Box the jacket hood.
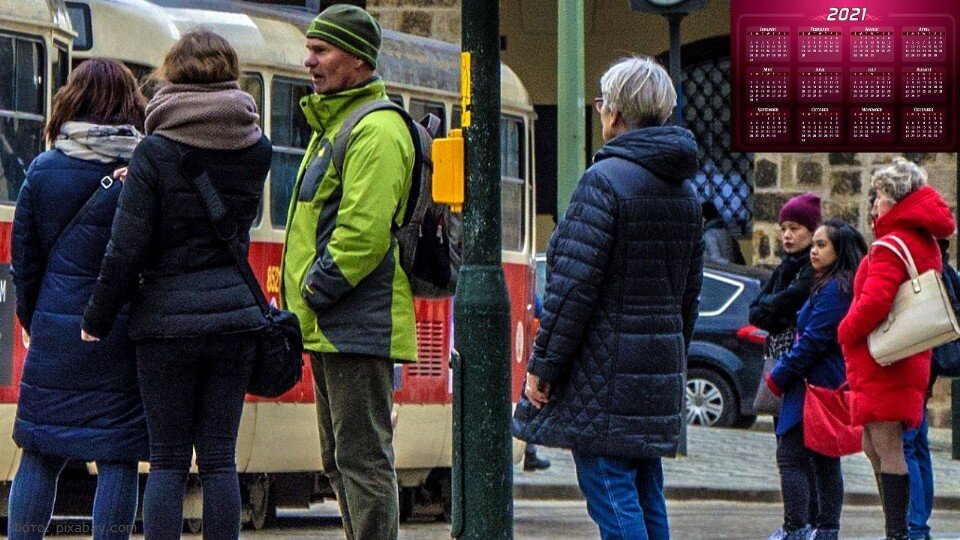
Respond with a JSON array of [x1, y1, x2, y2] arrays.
[[874, 185, 955, 239], [593, 126, 699, 184]]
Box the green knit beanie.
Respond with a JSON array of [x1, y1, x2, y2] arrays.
[[306, 5, 382, 69]]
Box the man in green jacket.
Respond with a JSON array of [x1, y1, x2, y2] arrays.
[[281, 5, 416, 539]]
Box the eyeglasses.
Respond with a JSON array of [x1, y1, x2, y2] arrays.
[[593, 97, 605, 113]]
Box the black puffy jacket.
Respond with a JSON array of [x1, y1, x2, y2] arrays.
[[513, 126, 703, 459], [83, 134, 271, 339], [748, 247, 814, 334]]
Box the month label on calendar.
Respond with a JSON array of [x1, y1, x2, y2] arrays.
[[732, 0, 958, 151], [799, 107, 843, 142], [746, 107, 791, 143], [850, 67, 895, 102], [902, 106, 947, 142], [902, 67, 946, 102], [850, 106, 895, 143], [747, 68, 791, 103], [902, 27, 947, 62], [799, 68, 843, 102], [747, 27, 791, 62], [851, 27, 895, 62], [799, 27, 843, 62]]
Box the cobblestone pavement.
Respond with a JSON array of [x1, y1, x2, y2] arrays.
[[516, 422, 960, 508], [41, 501, 960, 539]]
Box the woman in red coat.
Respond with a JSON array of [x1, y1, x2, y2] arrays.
[[838, 157, 955, 540]]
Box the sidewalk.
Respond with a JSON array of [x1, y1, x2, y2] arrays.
[[515, 421, 960, 509]]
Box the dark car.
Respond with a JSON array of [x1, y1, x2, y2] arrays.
[[535, 255, 769, 428], [686, 262, 771, 428]]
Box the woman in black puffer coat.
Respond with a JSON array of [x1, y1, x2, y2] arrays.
[[81, 30, 271, 540], [10, 59, 148, 540], [513, 56, 702, 540], [750, 193, 822, 540]]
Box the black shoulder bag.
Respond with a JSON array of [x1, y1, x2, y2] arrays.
[[182, 157, 304, 398]]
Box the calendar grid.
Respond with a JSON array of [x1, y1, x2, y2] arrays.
[[732, 1, 958, 151]]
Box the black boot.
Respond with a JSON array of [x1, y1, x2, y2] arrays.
[[523, 448, 550, 471], [879, 473, 910, 540]]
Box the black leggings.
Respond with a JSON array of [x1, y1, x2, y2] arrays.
[[776, 424, 844, 531]]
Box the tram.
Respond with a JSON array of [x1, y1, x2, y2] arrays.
[[0, 0, 537, 527]]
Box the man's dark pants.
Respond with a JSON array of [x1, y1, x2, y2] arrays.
[[311, 352, 398, 540]]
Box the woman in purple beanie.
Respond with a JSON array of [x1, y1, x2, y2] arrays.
[[750, 193, 823, 539]]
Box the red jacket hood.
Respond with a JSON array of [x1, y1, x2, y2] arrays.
[[874, 185, 955, 239]]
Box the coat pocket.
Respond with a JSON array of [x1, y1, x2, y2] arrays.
[[298, 140, 333, 202]]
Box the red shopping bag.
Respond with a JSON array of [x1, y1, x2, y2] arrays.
[[803, 382, 863, 457]]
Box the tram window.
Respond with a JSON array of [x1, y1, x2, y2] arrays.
[[409, 99, 445, 133], [500, 116, 526, 252], [0, 35, 45, 204], [269, 78, 313, 228], [66, 2, 93, 51], [53, 46, 70, 96], [240, 73, 264, 128], [388, 93, 403, 107]]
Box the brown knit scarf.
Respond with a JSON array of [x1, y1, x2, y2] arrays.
[[144, 81, 262, 150]]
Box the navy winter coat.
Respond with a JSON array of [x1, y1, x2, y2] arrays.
[[766, 278, 850, 436], [11, 149, 148, 462], [513, 126, 703, 459]]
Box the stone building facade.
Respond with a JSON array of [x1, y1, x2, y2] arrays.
[[366, 0, 461, 43], [751, 152, 959, 426]]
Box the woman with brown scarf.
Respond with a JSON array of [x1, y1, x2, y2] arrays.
[[82, 30, 272, 540]]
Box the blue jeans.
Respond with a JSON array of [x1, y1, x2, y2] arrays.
[[904, 411, 933, 540], [8, 451, 139, 540], [136, 334, 255, 540], [572, 451, 669, 540]]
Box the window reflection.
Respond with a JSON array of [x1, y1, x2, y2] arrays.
[[270, 78, 313, 228], [0, 35, 45, 203]]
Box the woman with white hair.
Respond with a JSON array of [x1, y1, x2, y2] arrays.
[[838, 157, 955, 540], [514, 56, 702, 539]]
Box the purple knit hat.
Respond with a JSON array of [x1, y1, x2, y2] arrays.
[[779, 193, 822, 232]]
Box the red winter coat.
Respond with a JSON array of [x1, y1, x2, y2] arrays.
[[838, 186, 955, 428]]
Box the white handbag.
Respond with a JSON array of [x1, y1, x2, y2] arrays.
[[867, 235, 960, 366]]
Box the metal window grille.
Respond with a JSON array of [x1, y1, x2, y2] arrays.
[[680, 57, 754, 236]]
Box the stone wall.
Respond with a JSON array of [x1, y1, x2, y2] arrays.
[[367, 0, 461, 43], [751, 152, 959, 426]]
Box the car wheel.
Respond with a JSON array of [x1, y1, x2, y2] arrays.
[[686, 368, 736, 427]]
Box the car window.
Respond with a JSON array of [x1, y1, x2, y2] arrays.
[[699, 274, 743, 316]]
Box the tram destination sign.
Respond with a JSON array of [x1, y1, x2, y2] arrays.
[[730, 0, 960, 152]]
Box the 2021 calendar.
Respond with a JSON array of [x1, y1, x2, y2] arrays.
[[731, 0, 959, 151]]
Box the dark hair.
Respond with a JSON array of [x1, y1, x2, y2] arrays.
[[45, 59, 146, 144], [153, 28, 239, 85], [812, 218, 868, 295]]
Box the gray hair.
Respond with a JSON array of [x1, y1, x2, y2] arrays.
[[599, 56, 677, 129], [871, 157, 927, 202]]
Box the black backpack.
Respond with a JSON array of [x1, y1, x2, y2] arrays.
[[331, 100, 462, 299]]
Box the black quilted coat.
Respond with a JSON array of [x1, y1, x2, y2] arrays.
[[82, 135, 271, 340], [513, 126, 703, 459]]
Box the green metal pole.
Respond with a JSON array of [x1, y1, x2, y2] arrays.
[[452, 1, 513, 538], [556, 0, 585, 218]]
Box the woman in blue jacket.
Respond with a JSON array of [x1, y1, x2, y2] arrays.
[[9, 60, 148, 539], [765, 219, 867, 540]]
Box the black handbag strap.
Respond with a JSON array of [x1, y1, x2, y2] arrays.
[[49, 176, 115, 258], [181, 159, 271, 317]]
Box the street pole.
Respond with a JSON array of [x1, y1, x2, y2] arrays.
[[452, 1, 513, 537], [666, 13, 686, 125], [556, 0, 585, 218]]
